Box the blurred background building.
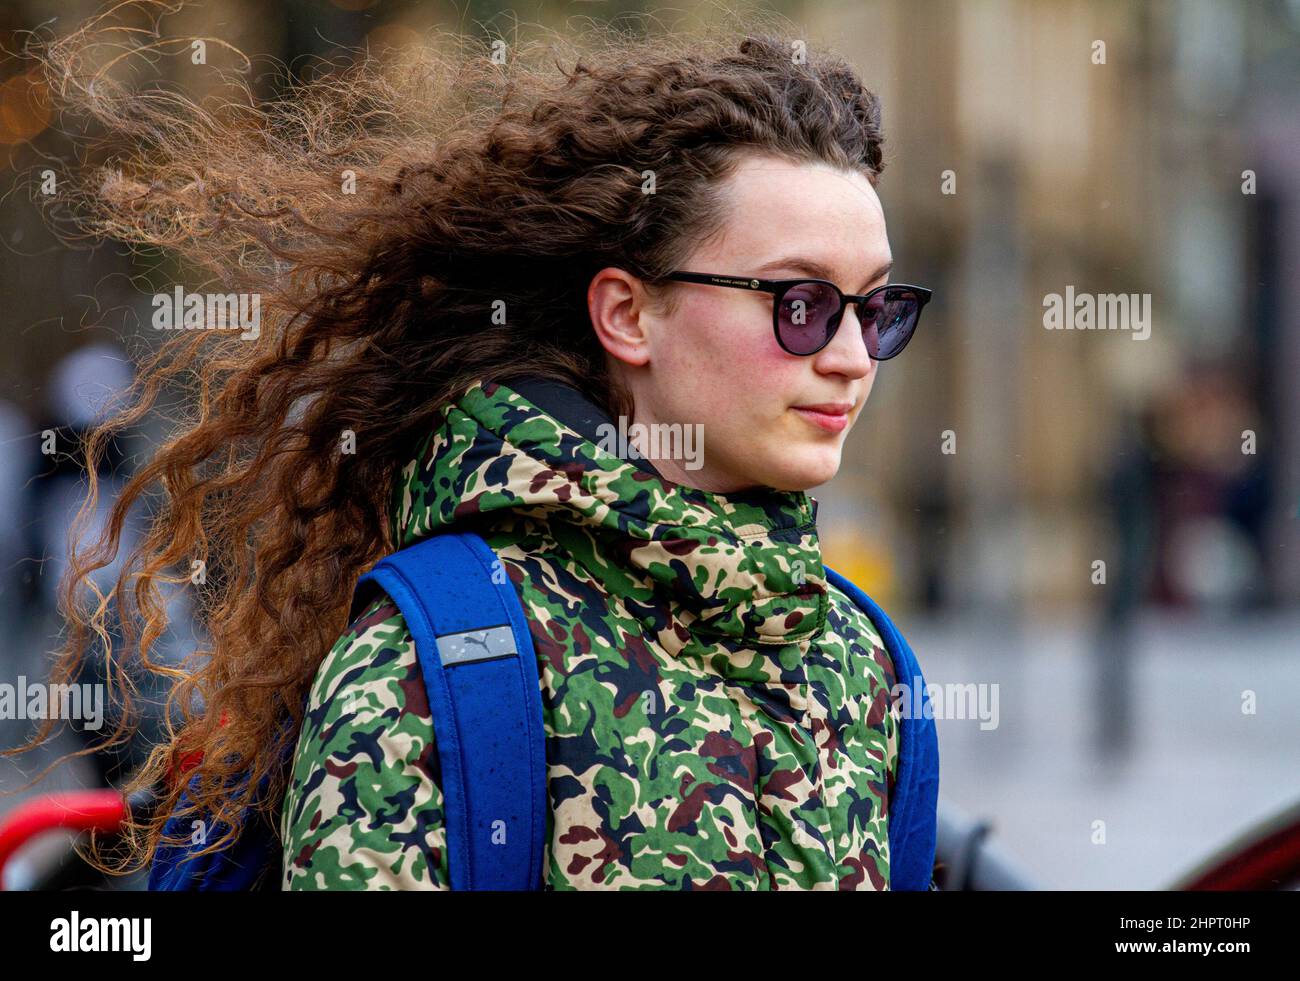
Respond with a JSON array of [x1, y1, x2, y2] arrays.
[[0, 0, 1296, 889]]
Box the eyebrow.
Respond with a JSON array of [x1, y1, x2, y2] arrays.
[[755, 255, 894, 293]]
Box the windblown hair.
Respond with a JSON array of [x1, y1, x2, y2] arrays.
[[8, 2, 886, 877]]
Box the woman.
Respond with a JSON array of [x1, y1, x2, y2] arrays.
[[20, 13, 937, 890]]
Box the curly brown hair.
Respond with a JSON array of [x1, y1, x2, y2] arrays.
[[6, 2, 887, 878]]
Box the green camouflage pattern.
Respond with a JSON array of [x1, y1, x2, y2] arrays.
[[281, 379, 901, 890]]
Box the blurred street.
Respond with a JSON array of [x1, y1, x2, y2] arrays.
[[914, 609, 1300, 889]]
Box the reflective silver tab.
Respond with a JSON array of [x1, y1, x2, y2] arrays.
[[435, 625, 517, 667]]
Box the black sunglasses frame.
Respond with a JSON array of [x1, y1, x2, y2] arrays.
[[663, 271, 932, 359]]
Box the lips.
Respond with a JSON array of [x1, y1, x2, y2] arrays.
[[793, 402, 854, 416], [791, 402, 854, 434]]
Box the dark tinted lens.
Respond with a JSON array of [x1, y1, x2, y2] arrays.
[[859, 287, 920, 359], [777, 281, 842, 354]]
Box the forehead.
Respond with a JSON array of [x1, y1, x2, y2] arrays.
[[700, 153, 890, 279]]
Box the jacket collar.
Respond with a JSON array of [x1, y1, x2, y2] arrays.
[[503, 375, 664, 480], [391, 378, 830, 651]]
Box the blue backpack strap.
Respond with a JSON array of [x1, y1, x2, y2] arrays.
[[823, 566, 939, 891], [356, 530, 547, 890], [148, 768, 282, 891], [148, 710, 297, 892]]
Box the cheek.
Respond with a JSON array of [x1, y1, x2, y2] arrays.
[[653, 295, 804, 431]]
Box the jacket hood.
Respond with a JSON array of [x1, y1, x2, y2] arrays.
[[389, 378, 833, 653]]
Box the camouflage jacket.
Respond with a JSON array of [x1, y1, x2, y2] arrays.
[[281, 378, 903, 890]]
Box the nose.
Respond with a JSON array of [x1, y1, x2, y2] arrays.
[[812, 303, 873, 379]]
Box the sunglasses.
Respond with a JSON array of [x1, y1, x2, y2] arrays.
[[663, 271, 932, 359]]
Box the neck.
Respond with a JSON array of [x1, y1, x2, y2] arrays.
[[619, 407, 750, 493]]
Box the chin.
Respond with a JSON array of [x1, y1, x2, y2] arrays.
[[759, 445, 844, 492]]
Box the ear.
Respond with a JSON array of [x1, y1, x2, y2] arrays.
[[588, 266, 652, 367]]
